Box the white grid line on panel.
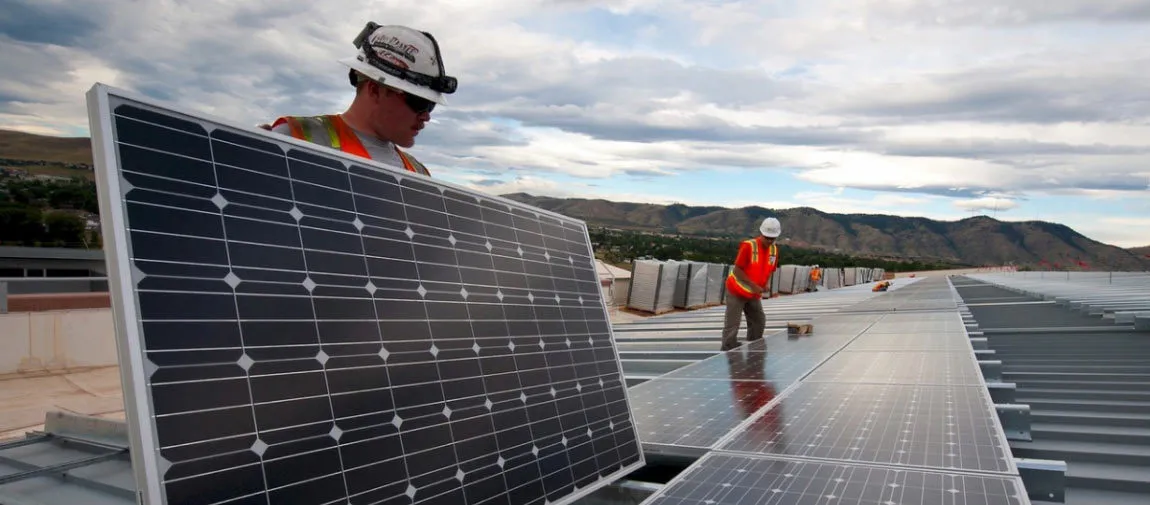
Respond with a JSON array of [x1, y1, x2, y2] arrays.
[[99, 90, 643, 505]]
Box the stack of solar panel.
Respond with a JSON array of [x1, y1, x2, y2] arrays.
[[670, 262, 706, 309], [654, 261, 680, 313], [703, 264, 725, 305], [627, 260, 666, 313], [794, 265, 812, 292], [843, 267, 858, 286], [823, 267, 844, 290], [669, 261, 692, 309], [776, 265, 798, 294]]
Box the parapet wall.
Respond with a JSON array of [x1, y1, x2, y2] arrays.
[[0, 308, 119, 375], [6, 292, 112, 312]]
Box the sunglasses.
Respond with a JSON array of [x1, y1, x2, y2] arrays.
[[401, 91, 436, 114]]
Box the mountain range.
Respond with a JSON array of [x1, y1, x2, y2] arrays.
[[501, 193, 1150, 270], [0, 129, 93, 165], [2, 128, 1146, 270]]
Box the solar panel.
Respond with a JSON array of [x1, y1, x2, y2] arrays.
[[86, 84, 643, 505], [655, 349, 824, 384], [779, 321, 875, 336], [631, 277, 1027, 505], [643, 452, 1030, 505], [628, 378, 778, 450], [716, 382, 1013, 474], [863, 318, 967, 334], [843, 333, 974, 352], [877, 312, 965, 323], [804, 351, 984, 386]]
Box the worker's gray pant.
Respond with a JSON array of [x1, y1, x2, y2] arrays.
[[721, 291, 766, 351]]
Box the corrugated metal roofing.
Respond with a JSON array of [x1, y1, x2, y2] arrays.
[[0, 412, 134, 505], [954, 273, 1150, 505]]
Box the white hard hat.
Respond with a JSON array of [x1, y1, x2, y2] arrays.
[[760, 217, 782, 238], [339, 23, 458, 105]]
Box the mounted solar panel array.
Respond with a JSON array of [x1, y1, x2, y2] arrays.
[[627, 302, 896, 458], [634, 276, 1030, 505], [86, 84, 644, 505], [643, 452, 1025, 505]]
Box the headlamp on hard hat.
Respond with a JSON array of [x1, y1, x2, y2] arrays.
[[352, 22, 458, 94]]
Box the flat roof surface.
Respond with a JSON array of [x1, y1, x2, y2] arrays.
[[0, 367, 124, 442]]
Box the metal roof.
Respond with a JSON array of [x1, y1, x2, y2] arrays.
[[954, 273, 1150, 505], [0, 412, 134, 505], [18, 275, 1147, 504]]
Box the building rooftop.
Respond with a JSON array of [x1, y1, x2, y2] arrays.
[[9, 273, 1146, 504], [0, 247, 105, 262], [954, 272, 1150, 505]]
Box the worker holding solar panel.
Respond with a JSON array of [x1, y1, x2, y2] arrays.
[[262, 22, 457, 177], [720, 217, 782, 351]]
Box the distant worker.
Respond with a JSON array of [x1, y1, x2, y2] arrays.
[[721, 217, 781, 351], [262, 22, 457, 176], [808, 265, 821, 292]]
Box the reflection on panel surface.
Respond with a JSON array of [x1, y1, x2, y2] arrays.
[[629, 376, 778, 448], [805, 351, 984, 386], [658, 349, 823, 385], [643, 453, 1029, 505], [844, 333, 973, 352], [719, 382, 1012, 474]]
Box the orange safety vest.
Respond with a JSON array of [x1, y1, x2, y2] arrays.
[[270, 114, 430, 176], [725, 238, 778, 299]]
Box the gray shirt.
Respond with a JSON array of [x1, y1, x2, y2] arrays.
[[270, 118, 405, 170]]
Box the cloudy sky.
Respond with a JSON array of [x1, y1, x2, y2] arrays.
[[2, 0, 1149, 247]]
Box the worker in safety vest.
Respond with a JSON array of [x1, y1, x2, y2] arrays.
[[262, 22, 457, 176], [721, 217, 781, 351], [809, 265, 821, 292]]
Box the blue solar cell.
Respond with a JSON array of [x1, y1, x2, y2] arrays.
[[88, 84, 642, 505]]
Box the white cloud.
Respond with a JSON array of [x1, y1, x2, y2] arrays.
[[1020, 214, 1150, 249], [787, 149, 1006, 192], [1, 0, 1149, 248], [862, 0, 1150, 26], [789, 190, 942, 216], [454, 173, 739, 208], [953, 196, 1019, 212]]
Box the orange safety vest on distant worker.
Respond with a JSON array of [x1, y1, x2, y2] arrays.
[[811, 267, 821, 282], [270, 114, 431, 176], [725, 237, 779, 299]]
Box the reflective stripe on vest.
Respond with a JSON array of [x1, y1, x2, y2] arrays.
[[319, 115, 342, 151], [271, 115, 429, 176], [726, 239, 778, 299], [395, 150, 418, 174]]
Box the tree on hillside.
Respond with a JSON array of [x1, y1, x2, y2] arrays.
[[0, 178, 100, 248], [0, 205, 45, 246], [43, 211, 88, 247]]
